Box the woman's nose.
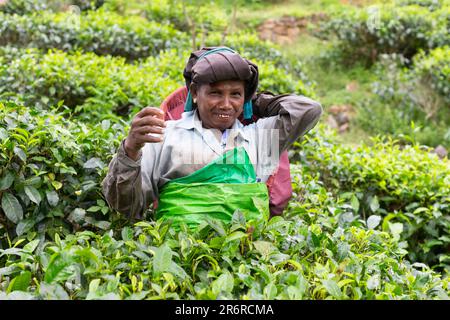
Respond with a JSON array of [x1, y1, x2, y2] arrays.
[[220, 95, 232, 109]]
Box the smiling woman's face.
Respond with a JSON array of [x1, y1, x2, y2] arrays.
[[191, 80, 245, 131]]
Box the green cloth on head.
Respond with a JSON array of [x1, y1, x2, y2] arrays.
[[155, 147, 269, 230]]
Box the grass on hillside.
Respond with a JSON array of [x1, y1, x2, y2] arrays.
[[283, 33, 377, 145], [235, 0, 389, 27]]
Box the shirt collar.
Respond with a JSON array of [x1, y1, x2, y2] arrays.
[[175, 110, 249, 141]]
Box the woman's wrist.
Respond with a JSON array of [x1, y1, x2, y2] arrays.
[[124, 138, 141, 161]]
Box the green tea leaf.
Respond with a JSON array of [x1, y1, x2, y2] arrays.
[[68, 208, 86, 224], [85, 218, 111, 230], [253, 241, 275, 258], [88, 279, 101, 293], [7, 271, 31, 293], [225, 231, 247, 243], [23, 176, 41, 186], [101, 120, 111, 130], [322, 279, 342, 299], [83, 157, 105, 169], [0, 171, 14, 191], [205, 217, 226, 236], [23, 239, 40, 253], [413, 207, 429, 215], [369, 196, 380, 213], [24, 185, 41, 204], [51, 181, 63, 190], [263, 282, 277, 299], [367, 274, 380, 290], [153, 244, 173, 277], [44, 252, 75, 284], [86, 206, 101, 212], [212, 271, 234, 295], [252, 196, 269, 220], [2, 192, 23, 224], [46, 190, 59, 207], [121, 227, 133, 241], [266, 216, 288, 231], [38, 283, 69, 300], [0, 127, 7, 140], [16, 217, 36, 237], [351, 195, 360, 213], [231, 209, 246, 226], [389, 222, 404, 241], [13, 146, 26, 162], [367, 215, 381, 230], [209, 236, 225, 249], [168, 262, 189, 281], [0, 291, 35, 300]]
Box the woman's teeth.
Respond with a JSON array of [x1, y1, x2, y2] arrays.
[[218, 114, 230, 119]]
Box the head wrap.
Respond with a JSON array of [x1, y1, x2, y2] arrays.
[[183, 47, 259, 120]]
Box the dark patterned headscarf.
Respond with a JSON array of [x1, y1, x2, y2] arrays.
[[182, 47, 259, 119]]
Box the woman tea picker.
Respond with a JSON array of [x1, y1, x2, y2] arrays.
[[102, 47, 323, 230]]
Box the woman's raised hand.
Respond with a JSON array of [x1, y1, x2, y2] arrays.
[[124, 107, 166, 161]]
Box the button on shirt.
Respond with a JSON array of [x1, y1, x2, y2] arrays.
[[102, 93, 323, 219]]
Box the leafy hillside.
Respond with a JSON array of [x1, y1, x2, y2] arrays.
[[0, 0, 449, 299]]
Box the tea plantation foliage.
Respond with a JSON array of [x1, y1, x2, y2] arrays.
[[320, 1, 449, 65], [321, 0, 450, 148], [0, 0, 449, 299]]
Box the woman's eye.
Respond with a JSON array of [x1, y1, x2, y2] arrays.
[[232, 92, 242, 97]]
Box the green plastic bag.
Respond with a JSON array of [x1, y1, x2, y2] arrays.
[[155, 147, 269, 230]]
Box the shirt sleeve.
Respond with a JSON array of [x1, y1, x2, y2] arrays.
[[102, 139, 159, 220], [252, 91, 323, 154]]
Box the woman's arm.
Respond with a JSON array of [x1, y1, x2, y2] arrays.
[[102, 107, 165, 219], [102, 140, 149, 219], [252, 91, 323, 153]]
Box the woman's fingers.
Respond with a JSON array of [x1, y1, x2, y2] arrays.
[[126, 107, 166, 152], [133, 114, 166, 129], [135, 125, 165, 135], [135, 133, 164, 144], [136, 106, 165, 119], [129, 131, 163, 146]]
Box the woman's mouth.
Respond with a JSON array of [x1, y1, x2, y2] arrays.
[[215, 113, 232, 120]]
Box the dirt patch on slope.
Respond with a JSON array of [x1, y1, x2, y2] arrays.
[[258, 13, 328, 44]]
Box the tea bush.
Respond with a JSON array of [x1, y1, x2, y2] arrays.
[[0, 47, 313, 119], [0, 101, 127, 240], [0, 9, 187, 60], [320, 4, 449, 65], [0, 48, 185, 118], [0, 0, 105, 14], [145, 0, 228, 33], [146, 1, 312, 87], [0, 0, 48, 14], [1, 103, 449, 300], [411, 46, 450, 105], [0, 171, 448, 299], [145, 0, 312, 87], [62, 0, 105, 11], [395, 0, 448, 11], [356, 100, 450, 149], [255, 58, 313, 96], [294, 125, 450, 272], [1, 0, 449, 300], [356, 51, 450, 148]]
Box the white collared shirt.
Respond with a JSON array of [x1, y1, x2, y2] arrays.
[[139, 109, 281, 205], [103, 93, 323, 218]]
